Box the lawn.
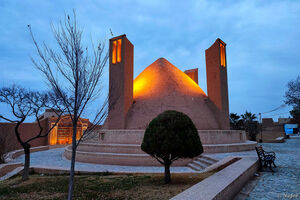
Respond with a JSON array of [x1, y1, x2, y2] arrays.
[[0, 172, 213, 200]]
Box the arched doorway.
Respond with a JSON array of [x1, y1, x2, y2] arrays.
[[49, 115, 88, 145]]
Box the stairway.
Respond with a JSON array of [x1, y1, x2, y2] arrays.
[[187, 155, 218, 171]]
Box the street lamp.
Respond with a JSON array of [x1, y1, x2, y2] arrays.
[[259, 113, 262, 143]]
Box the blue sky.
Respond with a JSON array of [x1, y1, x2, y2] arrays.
[[0, 0, 299, 121]]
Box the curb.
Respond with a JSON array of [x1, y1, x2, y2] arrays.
[[171, 157, 259, 200], [0, 167, 23, 181]]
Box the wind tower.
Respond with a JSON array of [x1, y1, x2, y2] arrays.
[[106, 34, 134, 129], [205, 39, 230, 129]]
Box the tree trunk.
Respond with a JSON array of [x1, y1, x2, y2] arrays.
[[22, 143, 31, 181], [68, 120, 78, 200], [164, 161, 171, 184]]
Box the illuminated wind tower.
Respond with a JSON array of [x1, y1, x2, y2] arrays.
[[205, 38, 229, 129], [106, 35, 134, 129]]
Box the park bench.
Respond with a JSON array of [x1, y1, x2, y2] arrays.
[[255, 146, 276, 172]]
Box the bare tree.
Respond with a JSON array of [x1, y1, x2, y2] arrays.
[[0, 85, 63, 180], [284, 75, 300, 107], [29, 12, 109, 200], [284, 76, 300, 123]]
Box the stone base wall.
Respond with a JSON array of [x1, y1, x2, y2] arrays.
[[95, 129, 246, 145], [65, 141, 257, 166], [64, 129, 256, 166], [64, 144, 192, 166]]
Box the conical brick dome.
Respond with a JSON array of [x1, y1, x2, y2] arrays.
[[125, 58, 222, 130], [133, 58, 206, 100]]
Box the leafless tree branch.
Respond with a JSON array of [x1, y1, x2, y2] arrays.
[[0, 85, 64, 180], [29, 11, 109, 200]]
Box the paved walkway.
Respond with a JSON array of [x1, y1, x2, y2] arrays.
[[11, 139, 300, 199], [246, 138, 300, 200], [13, 148, 195, 173]]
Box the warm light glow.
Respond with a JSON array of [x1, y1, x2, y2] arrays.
[[184, 69, 198, 84], [48, 116, 88, 145], [133, 58, 206, 100], [186, 72, 195, 81], [112, 39, 122, 64], [76, 127, 83, 140], [112, 41, 117, 64], [133, 71, 158, 100], [117, 39, 122, 62], [49, 123, 57, 145], [220, 43, 226, 67]]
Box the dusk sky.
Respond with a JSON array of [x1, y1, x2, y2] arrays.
[[0, 0, 299, 121]]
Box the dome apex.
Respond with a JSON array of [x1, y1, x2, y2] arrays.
[[133, 58, 206, 100]]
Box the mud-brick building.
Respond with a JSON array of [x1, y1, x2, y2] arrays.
[[0, 109, 90, 157]]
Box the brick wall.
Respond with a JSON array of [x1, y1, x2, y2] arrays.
[[0, 118, 49, 158]]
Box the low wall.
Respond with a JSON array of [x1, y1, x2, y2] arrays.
[[203, 141, 257, 153], [171, 157, 259, 200], [258, 131, 286, 142], [4, 145, 66, 163], [97, 129, 246, 145], [0, 121, 49, 160], [0, 162, 23, 177], [77, 141, 256, 155], [64, 130, 255, 166], [65, 140, 257, 166], [263, 137, 285, 143], [77, 143, 145, 154], [64, 145, 192, 166]]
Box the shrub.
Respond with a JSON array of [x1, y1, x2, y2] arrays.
[[141, 110, 203, 183]]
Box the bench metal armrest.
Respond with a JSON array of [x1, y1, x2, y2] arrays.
[[264, 151, 276, 158]]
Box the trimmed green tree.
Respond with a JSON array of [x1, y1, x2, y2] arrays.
[[141, 110, 203, 184]]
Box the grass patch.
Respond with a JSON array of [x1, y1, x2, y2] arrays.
[[0, 172, 214, 200]]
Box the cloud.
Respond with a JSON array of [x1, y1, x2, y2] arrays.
[[0, 0, 299, 120]]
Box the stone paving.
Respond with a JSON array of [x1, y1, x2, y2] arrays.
[[246, 138, 300, 200], [13, 148, 195, 173]]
